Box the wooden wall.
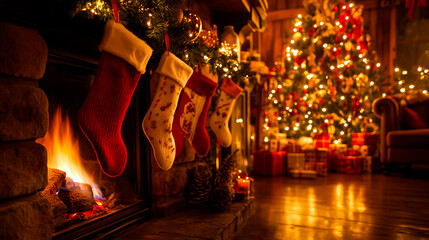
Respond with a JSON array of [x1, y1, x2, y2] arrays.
[[261, 0, 397, 82]]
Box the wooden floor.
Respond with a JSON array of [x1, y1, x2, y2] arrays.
[[233, 173, 429, 240]]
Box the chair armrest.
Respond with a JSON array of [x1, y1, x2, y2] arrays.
[[372, 97, 401, 164], [373, 97, 401, 131]]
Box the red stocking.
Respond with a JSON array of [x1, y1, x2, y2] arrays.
[[172, 71, 218, 157], [78, 20, 153, 177]]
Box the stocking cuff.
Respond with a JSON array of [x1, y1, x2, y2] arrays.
[[186, 72, 218, 96], [156, 52, 193, 88], [220, 77, 243, 98], [99, 20, 153, 74]]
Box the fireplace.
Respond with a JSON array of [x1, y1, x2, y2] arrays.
[[0, 16, 152, 239], [38, 50, 152, 239]]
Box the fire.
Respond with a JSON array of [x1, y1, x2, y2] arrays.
[[37, 107, 104, 200]]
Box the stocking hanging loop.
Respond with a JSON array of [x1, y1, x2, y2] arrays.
[[111, 0, 119, 23], [198, 57, 202, 74], [165, 32, 170, 55]]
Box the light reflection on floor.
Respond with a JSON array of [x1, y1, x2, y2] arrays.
[[234, 174, 429, 239]]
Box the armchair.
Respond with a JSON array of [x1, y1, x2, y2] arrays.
[[372, 95, 429, 171]]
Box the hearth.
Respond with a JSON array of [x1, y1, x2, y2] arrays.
[[38, 51, 152, 239]]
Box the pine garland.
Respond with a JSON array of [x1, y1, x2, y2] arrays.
[[72, 0, 255, 88]]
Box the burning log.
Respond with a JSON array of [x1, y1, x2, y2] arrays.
[[47, 168, 66, 193], [41, 168, 67, 228], [58, 186, 95, 213]]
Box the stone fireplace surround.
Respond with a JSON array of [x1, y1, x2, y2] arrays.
[[0, 21, 52, 239]]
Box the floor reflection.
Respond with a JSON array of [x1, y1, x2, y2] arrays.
[[234, 174, 429, 239]]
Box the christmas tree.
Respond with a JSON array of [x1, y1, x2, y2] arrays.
[[264, 0, 389, 145]]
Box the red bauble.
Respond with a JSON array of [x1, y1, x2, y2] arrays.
[[308, 27, 315, 37], [302, 89, 307, 94], [295, 56, 305, 66], [319, 99, 325, 104]]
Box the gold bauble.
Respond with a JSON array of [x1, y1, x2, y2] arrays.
[[293, 32, 302, 40], [182, 10, 202, 41]]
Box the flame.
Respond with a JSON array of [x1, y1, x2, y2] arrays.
[[37, 107, 104, 200]]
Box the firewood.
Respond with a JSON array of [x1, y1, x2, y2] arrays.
[[40, 191, 67, 228], [46, 168, 66, 194], [73, 182, 94, 200], [58, 188, 95, 213], [65, 177, 75, 189]]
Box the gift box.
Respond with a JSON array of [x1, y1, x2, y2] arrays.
[[303, 147, 316, 162], [269, 139, 278, 152], [334, 156, 363, 174], [363, 156, 372, 173], [316, 148, 328, 162], [328, 144, 347, 171], [305, 162, 327, 176], [290, 170, 317, 179], [316, 162, 328, 176], [305, 162, 316, 170], [253, 151, 287, 176], [287, 139, 302, 153], [287, 153, 305, 173], [352, 133, 379, 154], [314, 132, 330, 148], [347, 148, 361, 156]]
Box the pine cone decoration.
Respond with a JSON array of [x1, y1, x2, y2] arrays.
[[187, 163, 212, 208], [211, 150, 238, 211]]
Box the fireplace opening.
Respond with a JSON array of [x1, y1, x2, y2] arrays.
[[38, 51, 152, 239]]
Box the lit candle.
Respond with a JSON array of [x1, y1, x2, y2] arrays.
[[236, 177, 250, 194]]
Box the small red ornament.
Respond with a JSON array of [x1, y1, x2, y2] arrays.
[[302, 89, 307, 94], [319, 99, 325, 104], [295, 56, 305, 66], [308, 27, 315, 37]]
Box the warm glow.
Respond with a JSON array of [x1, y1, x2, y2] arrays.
[[37, 107, 103, 200]]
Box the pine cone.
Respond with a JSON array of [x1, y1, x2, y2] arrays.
[[211, 150, 238, 211], [187, 163, 212, 208]]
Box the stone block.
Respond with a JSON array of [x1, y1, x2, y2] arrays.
[[0, 141, 47, 199], [0, 194, 53, 240], [0, 85, 49, 141], [0, 21, 48, 79], [174, 139, 196, 164], [152, 165, 190, 197]]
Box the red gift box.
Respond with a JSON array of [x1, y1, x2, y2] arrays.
[[314, 132, 330, 148], [328, 144, 347, 171], [303, 147, 316, 162], [352, 133, 379, 146], [316, 162, 328, 176], [252, 151, 287, 176], [305, 162, 327, 176], [305, 162, 316, 170], [316, 148, 328, 162], [334, 156, 363, 174]]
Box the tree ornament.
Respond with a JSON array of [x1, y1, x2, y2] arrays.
[[187, 163, 212, 208], [211, 150, 238, 211], [292, 32, 302, 41], [176, 9, 184, 23], [198, 25, 220, 48], [182, 10, 202, 41], [345, 40, 353, 51]]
